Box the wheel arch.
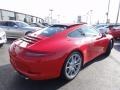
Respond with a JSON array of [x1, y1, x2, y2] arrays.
[[61, 48, 84, 72], [70, 49, 84, 66], [60, 48, 84, 80]]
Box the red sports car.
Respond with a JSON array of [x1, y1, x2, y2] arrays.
[[9, 24, 113, 80], [107, 25, 120, 39]]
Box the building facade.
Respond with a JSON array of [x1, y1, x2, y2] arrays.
[[0, 9, 44, 24]]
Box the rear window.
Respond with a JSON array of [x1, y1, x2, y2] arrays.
[[32, 25, 68, 37]]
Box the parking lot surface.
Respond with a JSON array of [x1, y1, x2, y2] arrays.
[[0, 39, 120, 90]]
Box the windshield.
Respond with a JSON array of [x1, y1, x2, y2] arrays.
[[16, 22, 30, 27], [31, 26, 67, 37]]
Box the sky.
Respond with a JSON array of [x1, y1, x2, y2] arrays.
[[0, 0, 119, 24]]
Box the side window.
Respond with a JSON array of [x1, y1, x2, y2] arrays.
[[0, 22, 7, 26], [81, 26, 100, 37], [68, 29, 85, 38], [7, 22, 16, 27]]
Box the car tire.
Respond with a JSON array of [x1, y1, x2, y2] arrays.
[[61, 52, 82, 81], [104, 40, 113, 56], [0, 44, 3, 48]]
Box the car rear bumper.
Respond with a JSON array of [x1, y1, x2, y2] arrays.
[[9, 50, 64, 80], [10, 55, 51, 80]]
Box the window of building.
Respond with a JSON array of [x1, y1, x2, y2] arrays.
[[32, 17, 37, 23], [2, 10, 15, 20], [16, 13, 26, 21], [26, 15, 32, 23]]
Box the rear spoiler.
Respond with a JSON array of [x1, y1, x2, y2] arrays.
[[51, 23, 87, 28]]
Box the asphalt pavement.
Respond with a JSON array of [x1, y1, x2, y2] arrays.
[[0, 39, 120, 90]]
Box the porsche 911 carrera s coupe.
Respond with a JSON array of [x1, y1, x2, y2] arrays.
[[9, 23, 113, 80]]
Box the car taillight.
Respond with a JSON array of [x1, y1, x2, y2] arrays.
[[25, 51, 47, 57]]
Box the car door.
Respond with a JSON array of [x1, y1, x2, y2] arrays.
[[6, 22, 24, 38], [82, 26, 109, 59], [0, 21, 11, 38], [68, 29, 94, 62], [5, 22, 17, 38], [89, 27, 109, 56], [93, 35, 109, 56], [15, 22, 31, 37]]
